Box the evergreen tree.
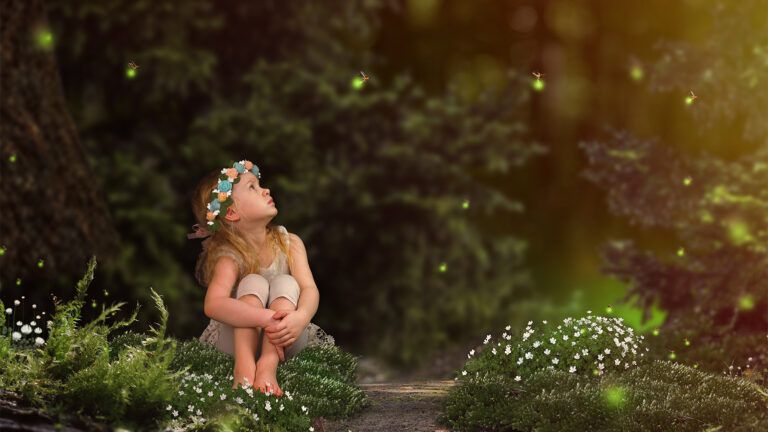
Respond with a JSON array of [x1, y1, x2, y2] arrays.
[[42, 0, 544, 365], [581, 0, 768, 374]]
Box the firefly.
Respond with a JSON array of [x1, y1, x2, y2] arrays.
[[462, 199, 470, 210], [126, 62, 139, 79], [685, 90, 698, 105], [531, 72, 545, 91], [439, 262, 447, 273]]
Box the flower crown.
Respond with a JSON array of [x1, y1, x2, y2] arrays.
[[204, 159, 261, 232]]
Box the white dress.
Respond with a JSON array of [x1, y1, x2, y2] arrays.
[[199, 225, 334, 357]]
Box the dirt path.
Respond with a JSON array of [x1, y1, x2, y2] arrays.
[[321, 380, 456, 432]]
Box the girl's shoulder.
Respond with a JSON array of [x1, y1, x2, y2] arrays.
[[207, 243, 246, 275]]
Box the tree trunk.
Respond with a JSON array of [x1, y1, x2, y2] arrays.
[[0, 0, 119, 285]]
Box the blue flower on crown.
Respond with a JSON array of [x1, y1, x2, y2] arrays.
[[234, 162, 246, 173], [218, 180, 232, 192], [251, 165, 261, 178]]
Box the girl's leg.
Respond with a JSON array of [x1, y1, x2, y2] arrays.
[[231, 274, 271, 389], [254, 274, 301, 396], [232, 294, 263, 388]]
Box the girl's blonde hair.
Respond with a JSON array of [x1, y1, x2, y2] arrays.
[[190, 169, 294, 287]]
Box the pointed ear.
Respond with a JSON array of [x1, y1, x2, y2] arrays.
[[224, 205, 240, 222]]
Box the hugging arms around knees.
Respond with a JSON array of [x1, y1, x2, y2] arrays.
[[203, 256, 285, 328]]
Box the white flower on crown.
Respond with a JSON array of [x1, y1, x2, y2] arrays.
[[221, 168, 228, 174]]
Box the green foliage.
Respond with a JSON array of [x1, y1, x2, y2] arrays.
[[580, 0, 768, 385], [1, 258, 367, 431], [441, 318, 768, 432]]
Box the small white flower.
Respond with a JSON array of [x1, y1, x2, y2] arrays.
[[525, 352, 533, 359], [492, 348, 497, 355], [279, 404, 284, 411], [172, 410, 179, 417], [517, 357, 523, 365], [504, 345, 512, 355], [235, 397, 244, 404], [598, 363, 605, 370], [265, 401, 272, 412], [574, 353, 580, 360], [549, 337, 557, 344], [514, 375, 521, 382], [544, 349, 551, 355], [543, 320, 548, 324], [552, 358, 559, 365], [4, 308, 11, 314], [220, 394, 226, 400], [12, 332, 21, 341], [597, 354, 604, 361], [533, 341, 541, 348], [302, 405, 308, 413], [16, 321, 22, 326], [562, 334, 569, 341], [615, 359, 621, 366], [527, 321, 533, 326], [604, 348, 611, 355], [462, 370, 467, 376], [569, 366, 577, 373], [14, 300, 20, 306], [166, 405, 172, 411], [309, 428, 314, 432], [32, 304, 37, 309], [207, 391, 213, 397], [34, 327, 42, 334], [35, 337, 45, 346], [196, 409, 202, 416]]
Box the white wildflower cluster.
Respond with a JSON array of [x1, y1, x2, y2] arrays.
[[165, 371, 306, 431], [3, 297, 48, 347], [458, 314, 649, 383]]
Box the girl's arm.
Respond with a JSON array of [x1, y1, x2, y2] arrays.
[[204, 256, 282, 328]]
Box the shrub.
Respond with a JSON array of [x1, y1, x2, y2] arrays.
[[440, 314, 768, 432]]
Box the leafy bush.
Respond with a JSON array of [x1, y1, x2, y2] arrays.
[[460, 313, 649, 381], [440, 314, 768, 431]]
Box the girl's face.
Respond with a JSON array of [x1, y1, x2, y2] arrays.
[[227, 172, 277, 222]]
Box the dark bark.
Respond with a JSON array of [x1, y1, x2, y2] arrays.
[[0, 0, 119, 284]]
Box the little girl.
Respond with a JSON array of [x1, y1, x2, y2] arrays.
[[188, 159, 334, 396]]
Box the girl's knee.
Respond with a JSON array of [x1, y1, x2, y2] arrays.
[[236, 274, 270, 307], [267, 274, 300, 309], [271, 274, 299, 291]]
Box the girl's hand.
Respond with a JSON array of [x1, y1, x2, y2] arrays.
[[264, 310, 309, 348], [260, 309, 288, 328], [264, 310, 288, 361]]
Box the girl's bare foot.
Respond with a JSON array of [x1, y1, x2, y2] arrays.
[[232, 362, 255, 389], [253, 366, 283, 396]]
